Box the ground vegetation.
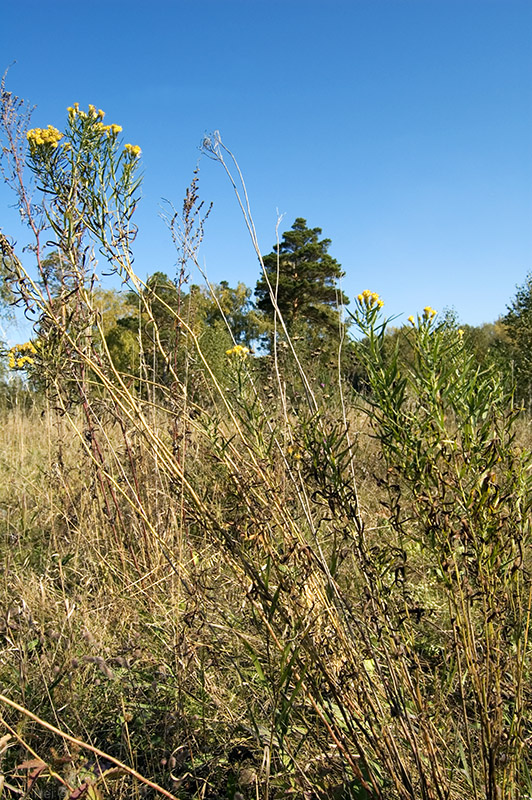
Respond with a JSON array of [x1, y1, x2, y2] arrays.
[[0, 86, 531, 800]]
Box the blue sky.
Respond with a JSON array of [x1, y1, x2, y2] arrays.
[[1, 0, 531, 340]]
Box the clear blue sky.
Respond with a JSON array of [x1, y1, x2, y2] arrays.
[[1, 0, 531, 340]]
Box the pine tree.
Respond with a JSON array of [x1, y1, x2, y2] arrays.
[[255, 218, 349, 348]]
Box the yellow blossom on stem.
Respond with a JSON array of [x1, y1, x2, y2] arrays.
[[226, 344, 249, 358], [357, 289, 383, 309], [423, 306, 437, 321], [124, 143, 141, 158], [95, 122, 123, 137], [408, 315, 415, 325], [8, 341, 37, 370], [27, 125, 63, 150], [287, 445, 302, 461]]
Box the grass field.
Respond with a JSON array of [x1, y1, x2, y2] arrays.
[[1, 92, 531, 800]]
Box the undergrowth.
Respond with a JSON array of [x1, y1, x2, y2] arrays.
[[0, 85, 531, 800]]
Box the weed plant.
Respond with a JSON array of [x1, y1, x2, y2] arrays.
[[0, 83, 531, 800]]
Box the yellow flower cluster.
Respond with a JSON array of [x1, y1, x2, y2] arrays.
[[408, 307, 437, 325], [67, 103, 105, 120], [8, 341, 37, 369], [286, 444, 302, 461], [27, 125, 63, 149], [94, 121, 123, 136], [226, 344, 249, 358], [67, 104, 122, 137], [124, 143, 142, 158], [357, 289, 384, 309]]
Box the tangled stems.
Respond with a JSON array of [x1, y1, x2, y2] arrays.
[[351, 293, 532, 800]]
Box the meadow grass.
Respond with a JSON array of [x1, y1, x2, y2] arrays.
[[0, 342, 530, 800], [0, 92, 531, 800]]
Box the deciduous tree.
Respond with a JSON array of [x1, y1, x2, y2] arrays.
[[501, 273, 532, 405]]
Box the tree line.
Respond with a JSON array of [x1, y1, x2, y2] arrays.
[[2, 215, 532, 408]]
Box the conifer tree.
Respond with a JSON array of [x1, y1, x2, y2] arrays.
[[255, 218, 349, 348]]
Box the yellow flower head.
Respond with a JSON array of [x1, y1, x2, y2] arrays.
[[407, 315, 415, 325], [8, 341, 37, 370], [357, 289, 383, 309], [124, 143, 142, 158], [287, 445, 302, 461], [99, 123, 123, 137], [422, 306, 437, 321], [458, 328, 464, 338], [226, 344, 249, 358], [27, 125, 63, 150]]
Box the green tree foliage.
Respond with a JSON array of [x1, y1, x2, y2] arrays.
[[106, 271, 182, 385], [0, 255, 15, 386], [203, 280, 262, 346], [501, 273, 532, 406], [105, 273, 260, 394], [460, 321, 504, 361], [255, 218, 349, 348], [39, 250, 75, 297], [0, 255, 15, 318], [196, 281, 262, 385], [92, 287, 135, 337], [104, 322, 140, 375], [35, 251, 133, 335]]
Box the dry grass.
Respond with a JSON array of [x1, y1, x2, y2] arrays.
[[0, 90, 531, 800]]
